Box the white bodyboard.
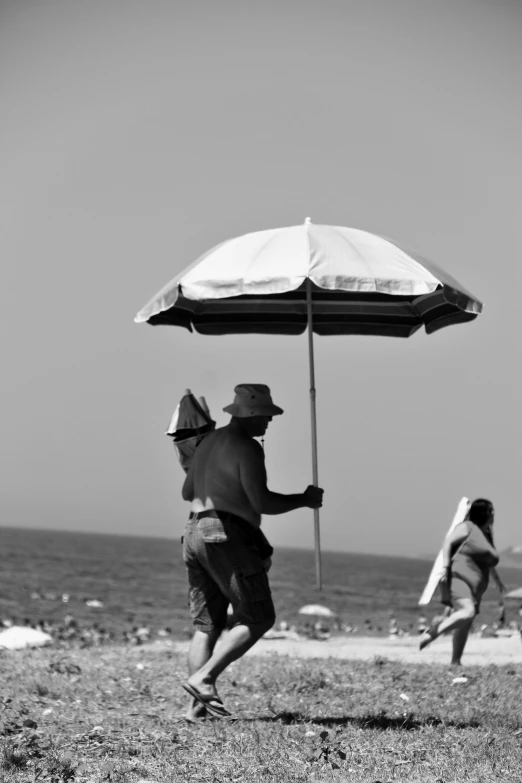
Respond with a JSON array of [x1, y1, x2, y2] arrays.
[[418, 497, 471, 606]]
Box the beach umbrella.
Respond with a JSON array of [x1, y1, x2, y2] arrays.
[[135, 218, 483, 588], [504, 588, 522, 600], [298, 604, 337, 618], [0, 626, 52, 650]]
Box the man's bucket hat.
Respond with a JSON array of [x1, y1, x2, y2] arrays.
[[223, 384, 283, 417]]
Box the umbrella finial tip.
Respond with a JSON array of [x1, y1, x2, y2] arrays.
[[304, 217, 312, 225]]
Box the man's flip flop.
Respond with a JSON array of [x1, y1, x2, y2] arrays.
[[181, 683, 232, 718]]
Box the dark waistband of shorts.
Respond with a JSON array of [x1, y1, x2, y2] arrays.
[[188, 509, 274, 560], [188, 509, 249, 527]]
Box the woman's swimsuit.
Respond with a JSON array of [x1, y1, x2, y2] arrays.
[[451, 522, 499, 608]]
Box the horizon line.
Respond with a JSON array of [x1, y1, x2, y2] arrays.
[[0, 523, 433, 562]]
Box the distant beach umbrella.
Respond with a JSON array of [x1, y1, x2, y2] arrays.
[[298, 604, 337, 618], [135, 219, 483, 589], [0, 626, 52, 650], [504, 587, 522, 600]]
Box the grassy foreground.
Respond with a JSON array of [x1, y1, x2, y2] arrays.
[[1, 643, 521, 782]]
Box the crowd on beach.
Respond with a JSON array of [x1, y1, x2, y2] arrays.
[[270, 607, 522, 643], [4, 602, 520, 650], [0, 614, 173, 648]]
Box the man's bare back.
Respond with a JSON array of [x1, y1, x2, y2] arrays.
[[182, 421, 266, 528], [183, 415, 323, 528]]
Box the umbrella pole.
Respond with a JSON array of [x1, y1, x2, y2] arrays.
[[306, 278, 322, 590]]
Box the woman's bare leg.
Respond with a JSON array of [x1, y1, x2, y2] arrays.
[[420, 598, 475, 650], [451, 621, 473, 666], [436, 598, 475, 636]]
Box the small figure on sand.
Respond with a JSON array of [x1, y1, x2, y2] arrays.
[[180, 384, 324, 720], [417, 614, 428, 635], [419, 498, 506, 666]]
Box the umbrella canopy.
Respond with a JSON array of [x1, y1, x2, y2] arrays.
[[298, 604, 337, 618], [135, 220, 482, 336], [504, 587, 522, 600], [166, 389, 216, 473], [166, 389, 214, 438], [135, 219, 483, 588]]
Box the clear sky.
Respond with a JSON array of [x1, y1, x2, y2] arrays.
[[1, 0, 521, 560]]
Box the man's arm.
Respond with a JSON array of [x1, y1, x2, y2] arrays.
[[239, 440, 322, 515]]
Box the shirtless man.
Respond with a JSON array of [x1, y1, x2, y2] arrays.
[[180, 383, 324, 720]]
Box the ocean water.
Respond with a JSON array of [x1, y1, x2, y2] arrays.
[[1, 526, 518, 640]]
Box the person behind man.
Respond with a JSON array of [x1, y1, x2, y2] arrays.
[[180, 383, 324, 719], [419, 498, 506, 666]]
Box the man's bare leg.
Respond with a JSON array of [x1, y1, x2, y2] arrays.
[[185, 629, 221, 719], [187, 620, 273, 698]]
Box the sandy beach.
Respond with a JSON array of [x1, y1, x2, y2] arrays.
[[160, 633, 522, 667]]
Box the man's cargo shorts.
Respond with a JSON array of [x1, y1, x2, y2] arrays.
[[182, 511, 276, 634]]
